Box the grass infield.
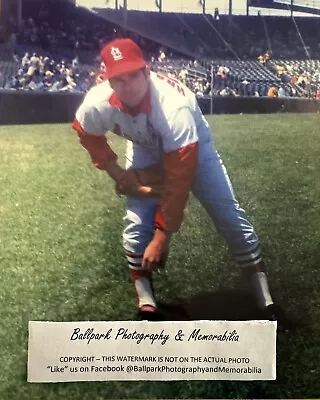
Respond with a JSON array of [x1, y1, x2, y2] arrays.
[[0, 114, 319, 399]]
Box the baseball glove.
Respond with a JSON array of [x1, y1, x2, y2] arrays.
[[116, 164, 164, 198]]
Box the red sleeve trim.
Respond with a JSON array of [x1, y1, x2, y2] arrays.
[[155, 142, 198, 232], [155, 205, 166, 231], [72, 119, 117, 170]]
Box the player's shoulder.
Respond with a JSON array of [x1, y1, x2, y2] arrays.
[[150, 71, 195, 104], [76, 80, 113, 122], [82, 80, 113, 108]]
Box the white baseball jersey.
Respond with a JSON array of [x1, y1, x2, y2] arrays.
[[73, 71, 214, 231]]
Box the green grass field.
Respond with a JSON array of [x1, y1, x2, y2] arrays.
[[0, 114, 319, 399]]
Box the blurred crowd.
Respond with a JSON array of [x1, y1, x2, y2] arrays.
[[3, 48, 319, 99], [4, 52, 99, 92]]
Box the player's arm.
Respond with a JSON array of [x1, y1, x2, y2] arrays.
[[72, 105, 124, 182], [73, 103, 164, 191], [155, 106, 199, 234], [155, 141, 198, 233]]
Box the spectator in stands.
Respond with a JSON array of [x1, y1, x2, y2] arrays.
[[21, 52, 30, 68], [26, 63, 37, 79], [167, 70, 176, 79], [194, 78, 205, 97], [258, 50, 272, 65], [264, 50, 272, 62], [30, 52, 40, 69], [219, 86, 236, 96], [278, 86, 287, 98], [316, 89, 320, 100], [43, 70, 54, 89], [78, 77, 92, 92], [276, 64, 286, 78], [72, 56, 79, 75], [203, 80, 211, 95], [297, 74, 308, 89], [38, 57, 45, 74], [290, 87, 297, 97], [216, 65, 229, 79], [158, 49, 166, 63], [267, 85, 278, 97], [49, 79, 64, 92], [178, 67, 188, 85], [64, 69, 77, 91], [28, 76, 44, 91], [4, 76, 19, 90]]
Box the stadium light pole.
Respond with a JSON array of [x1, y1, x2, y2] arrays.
[[210, 62, 214, 115], [155, 0, 162, 13], [229, 0, 232, 15], [228, 0, 233, 42], [123, 0, 127, 35], [17, 0, 22, 29], [198, 0, 206, 14]]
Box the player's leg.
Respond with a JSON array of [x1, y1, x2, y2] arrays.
[[122, 142, 164, 319], [123, 196, 160, 317], [191, 143, 274, 312]]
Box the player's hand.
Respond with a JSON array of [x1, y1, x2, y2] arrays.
[[142, 230, 171, 272], [116, 170, 141, 196], [142, 239, 165, 272], [115, 182, 162, 198], [115, 183, 154, 198], [118, 170, 140, 187], [117, 165, 164, 189], [115, 166, 164, 198]]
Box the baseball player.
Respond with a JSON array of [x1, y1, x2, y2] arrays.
[[72, 38, 280, 321]]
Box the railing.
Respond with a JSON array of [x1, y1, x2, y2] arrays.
[[274, 0, 320, 9], [77, 0, 320, 15]]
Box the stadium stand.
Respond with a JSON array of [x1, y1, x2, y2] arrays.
[[1, 0, 319, 99], [92, 9, 320, 59]]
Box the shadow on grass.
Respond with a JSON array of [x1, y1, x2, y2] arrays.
[[158, 289, 263, 321], [158, 289, 305, 333]]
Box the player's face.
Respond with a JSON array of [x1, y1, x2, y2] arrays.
[[109, 68, 149, 108]]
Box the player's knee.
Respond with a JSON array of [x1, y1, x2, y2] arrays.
[[122, 226, 153, 255]]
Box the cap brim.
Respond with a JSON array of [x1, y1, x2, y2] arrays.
[[105, 60, 146, 79]]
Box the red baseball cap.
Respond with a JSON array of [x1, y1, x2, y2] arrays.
[[100, 38, 146, 80]]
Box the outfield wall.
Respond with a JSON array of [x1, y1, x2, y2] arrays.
[[0, 90, 83, 125], [197, 96, 320, 115], [1, 90, 320, 125]]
